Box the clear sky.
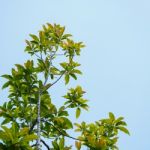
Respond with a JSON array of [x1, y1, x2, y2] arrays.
[[1, 0, 150, 149]]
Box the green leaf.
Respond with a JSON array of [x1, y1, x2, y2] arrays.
[[109, 112, 115, 121], [1, 75, 12, 80], [62, 34, 72, 39], [65, 74, 70, 84], [81, 104, 89, 111], [29, 34, 39, 42], [115, 121, 127, 126], [19, 127, 29, 136], [117, 126, 130, 135], [1, 126, 13, 141], [76, 108, 81, 119], [39, 31, 44, 43], [1, 118, 11, 125], [52, 140, 59, 150], [62, 117, 73, 129], [2, 81, 11, 89], [75, 141, 81, 150], [21, 134, 37, 143], [59, 137, 64, 149], [114, 117, 124, 124], [70, 73, 77, 80], [60, 62, 67, 69], [72, 69, 82, 75]]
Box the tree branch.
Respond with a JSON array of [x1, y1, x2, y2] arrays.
[[41, 139, 50, 150], [41, 119, 85, 142], [31, 139, 51, 150], [37, 91, 41, 149], [42, 72, 65, 92], [29, 118, 37, 133]]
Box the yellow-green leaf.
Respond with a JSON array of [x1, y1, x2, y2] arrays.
[[76, 108, 81, 119]]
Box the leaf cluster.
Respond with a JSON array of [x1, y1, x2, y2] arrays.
[[74, 112, 129, 150]]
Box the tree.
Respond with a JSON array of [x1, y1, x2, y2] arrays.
[[0, 23, 129, 150]]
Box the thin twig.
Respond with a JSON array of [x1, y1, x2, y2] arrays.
[[41, 139, 50, 150], [29, 119, 37, 133], [34, 53, 41, 59], [43, 72, 65, 92]]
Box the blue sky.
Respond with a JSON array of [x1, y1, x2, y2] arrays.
[[1, 0, 150, 149]]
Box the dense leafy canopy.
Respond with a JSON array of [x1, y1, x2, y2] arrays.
[[0, 23, 129, 150]]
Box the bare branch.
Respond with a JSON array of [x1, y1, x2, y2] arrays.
[[42, 72, 65, 92], [29, 119, 37, 133], [37, 91, 41, 149], [41, 139, 50, 150], [34, 53, 41, 59]]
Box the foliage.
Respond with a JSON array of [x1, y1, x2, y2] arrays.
[[0, 23, 129, 150], [75, 113, 129, 150]]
